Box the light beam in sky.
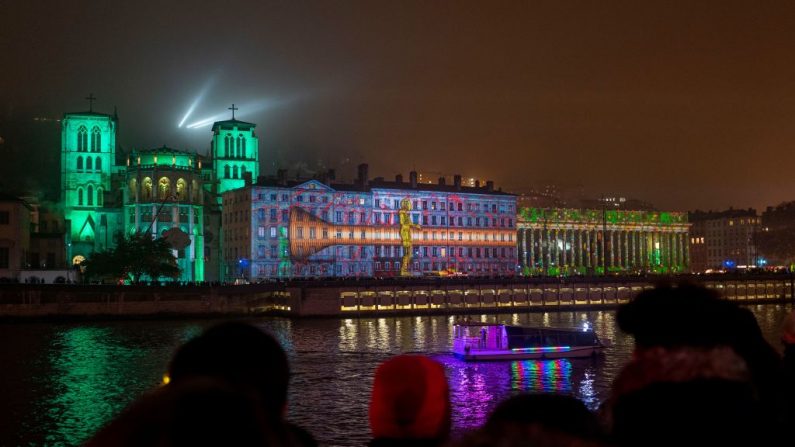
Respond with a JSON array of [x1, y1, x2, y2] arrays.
[[177, 77, 216, 128], [185, 97, 295, 129]]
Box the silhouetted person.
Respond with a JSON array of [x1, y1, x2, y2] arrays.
[[456, 393, 605, 447], [86, 378, 276, 447], [168, 322, 316, 447], [369, 355, 450, 447], [606, 283, 780, 446]]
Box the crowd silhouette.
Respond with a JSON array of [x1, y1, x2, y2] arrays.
[[86, 283, 795, 446]]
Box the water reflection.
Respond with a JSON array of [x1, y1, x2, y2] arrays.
[[1, 305, 790, 447]]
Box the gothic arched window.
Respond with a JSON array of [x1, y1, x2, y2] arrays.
[[241, 165, 247, 179], [95, 157, 102, 171], [91, 126, 101, 152], [97, 187, 103, 207], [224, 135, 231, 157], [77, 156, 83, 171], [224, 165, 230, 179], [142, 177, 153, 200], [176, 178, 187, 200], [86, 157, 93, 170], [77, 126, 87, 152], [87, 185, 94, 206], [77, 188, 84, 206], [158, 177, 171, 200], [236, 135, 243, 158], [241, 136, 246, 158], [233, 165, 239, 179]]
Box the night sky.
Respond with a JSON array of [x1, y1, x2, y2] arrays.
[[3, 1, 795, 211]]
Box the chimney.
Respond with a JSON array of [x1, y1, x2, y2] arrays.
[[438, 177, 446, 185], [486, 180, 494, 192], [453, 174, 462, 190], [327, 169, 336, 181], [409, 171, 418, 188], [357, 163, 369, 185], [277, 169, 287, 186], [395, 174, 403, 183], [475, 180, 481, 188]]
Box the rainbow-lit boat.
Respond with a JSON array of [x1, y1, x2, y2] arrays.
[[452, 322, 606, 361]]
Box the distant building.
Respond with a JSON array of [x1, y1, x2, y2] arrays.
[[223, 166, 517, 280], [759, 202, 795, 267], [0, 194, 32, 279], [688, 208, 759, 272], [517, 207, 690, 275]]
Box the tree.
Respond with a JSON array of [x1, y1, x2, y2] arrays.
[[83, 231, 180, 283]]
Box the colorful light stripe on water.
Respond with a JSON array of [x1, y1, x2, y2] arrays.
[[510, 346, 571, 353]]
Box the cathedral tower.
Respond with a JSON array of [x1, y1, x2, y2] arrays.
[[211, 105, 259, 197], [60, 96, 118, 264]]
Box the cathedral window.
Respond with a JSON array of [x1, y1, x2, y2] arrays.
[[233, 165, 239, 179], [78, 188, 84, 206], [95, 157, 102, 171], [241, 137, 246, 158], [77, 156, 83, 171], [91, 126, 101, 152], [158, 177, 171, 200], [176, 178, 187, 200], [224, 135, 231, 157], [77, 126, 88, 152], [241, 165, 247, 179], [87, 185, 94, 206], [97, 187, 103, 207], [142, 177, 153, 200], [224, 165, 230, 179], [237, 135, 243, 158], [86, 157, 93, 170]]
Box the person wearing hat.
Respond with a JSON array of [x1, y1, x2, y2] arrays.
[[368, 355, 451, 447]]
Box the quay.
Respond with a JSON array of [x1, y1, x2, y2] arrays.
[[0, 274, 792, 320]]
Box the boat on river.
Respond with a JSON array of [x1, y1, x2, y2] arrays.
[[452, 321, 606, 361]]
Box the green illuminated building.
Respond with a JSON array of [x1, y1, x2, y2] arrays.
[[517, 207, 691, 276], [59, 103, 257, 282]]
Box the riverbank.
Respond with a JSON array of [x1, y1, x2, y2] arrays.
[[1, 274, 792, 321]]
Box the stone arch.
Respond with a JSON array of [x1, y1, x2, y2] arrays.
[[158, 177, 171, 200], [142, 177, 153, 200]]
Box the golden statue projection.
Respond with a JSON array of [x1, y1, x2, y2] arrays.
[[399, 198, 421, 276]]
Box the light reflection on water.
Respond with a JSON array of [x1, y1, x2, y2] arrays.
[[0, 305, 791, 447]]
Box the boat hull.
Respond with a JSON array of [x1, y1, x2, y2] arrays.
[[453, 345, 604, 361]]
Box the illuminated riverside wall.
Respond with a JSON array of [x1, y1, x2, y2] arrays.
[[517, 208, 691, 275], [223, 172, 518, 280]]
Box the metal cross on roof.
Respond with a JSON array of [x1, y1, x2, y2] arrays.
[[86, 93, 96, 112], [228, 103, 238, 119]]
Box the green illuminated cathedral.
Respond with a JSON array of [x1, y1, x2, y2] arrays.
[[60, 103, 259, 282]]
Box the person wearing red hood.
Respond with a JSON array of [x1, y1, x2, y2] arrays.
[[368, 355, 451, 447]]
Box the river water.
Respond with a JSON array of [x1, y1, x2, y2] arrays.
[[0, 304, 791, 446]]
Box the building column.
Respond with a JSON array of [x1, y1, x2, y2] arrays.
[[585, 230, 592, 268], [622, 231, 629, 269], [545, 228, 551, 273], [529, 229, 535, 271], [561, 228, 567, 268]]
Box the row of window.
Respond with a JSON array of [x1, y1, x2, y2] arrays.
[[76, 185, 103, 207], [374, 198, 513, 214], [223, 164, 249, 179], [222, 134, 248, 159], [129, 177, 192, 201], [76, 126, 102, 152], [75, 156, 103, 172], [253, 207, 514, 228], [255, 192, 514, 215]]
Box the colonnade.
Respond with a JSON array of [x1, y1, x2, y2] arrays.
[[517, 225, 690, 273]]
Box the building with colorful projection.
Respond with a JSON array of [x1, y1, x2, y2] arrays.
[[59, 103, 259, 282], [223, 167, 517, 280], [517, 208, 690, 275]]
